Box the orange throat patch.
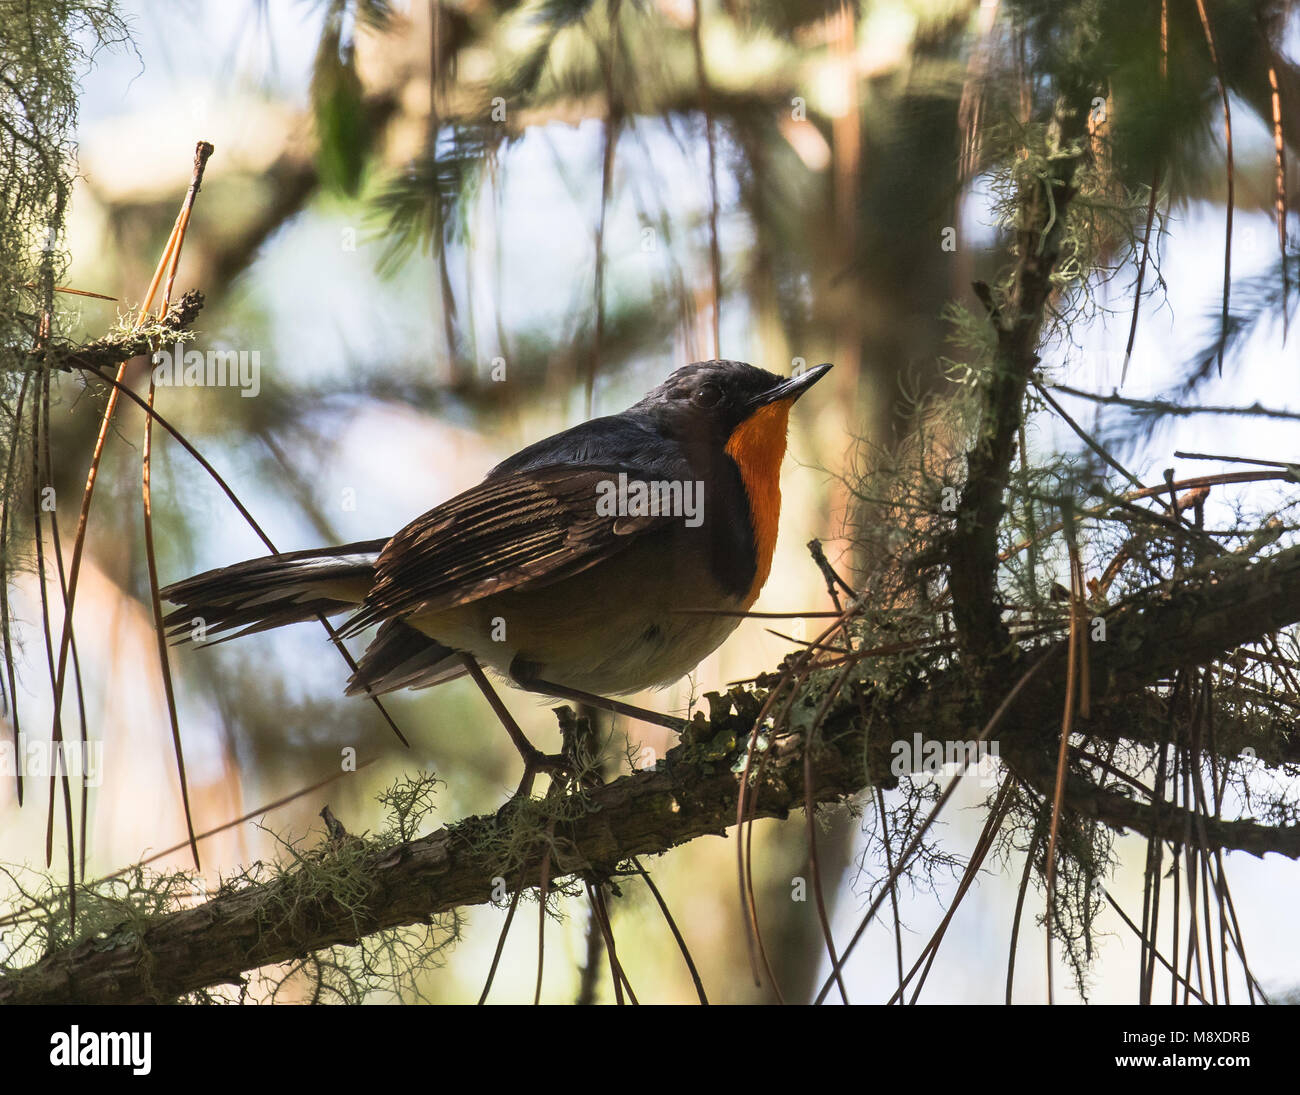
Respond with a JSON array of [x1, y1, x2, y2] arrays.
[[724, 399, 792, 607]]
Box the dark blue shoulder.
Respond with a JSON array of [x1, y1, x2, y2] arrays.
[[487, 413, 688, 479]]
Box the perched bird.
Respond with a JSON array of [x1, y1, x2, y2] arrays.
[[162, 359, 830, 749]]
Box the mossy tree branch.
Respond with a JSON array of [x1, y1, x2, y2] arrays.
[[18, 288, 205, 373], [2, 538, 1299, 1005], [948, 89, 1094, 659]]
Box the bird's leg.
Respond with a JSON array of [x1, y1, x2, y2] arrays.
[[458, 654, 571, 797], [509, 660, 687, 733], [532, 679, 688, 733]]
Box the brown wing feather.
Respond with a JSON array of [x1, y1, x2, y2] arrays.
[[339, 467, 667, 634]]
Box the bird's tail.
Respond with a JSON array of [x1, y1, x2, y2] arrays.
[[161, 538, 388, 645]]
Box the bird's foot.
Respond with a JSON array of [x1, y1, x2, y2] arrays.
[[513, 745, 577, 800]]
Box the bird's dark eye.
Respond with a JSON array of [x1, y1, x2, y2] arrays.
[[692, 382, 722, 408]]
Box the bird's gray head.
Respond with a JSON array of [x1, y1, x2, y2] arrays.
[[631, 359, 832, 444]]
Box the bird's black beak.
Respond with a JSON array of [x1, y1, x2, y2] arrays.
[[753, 362, 833, 408]]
